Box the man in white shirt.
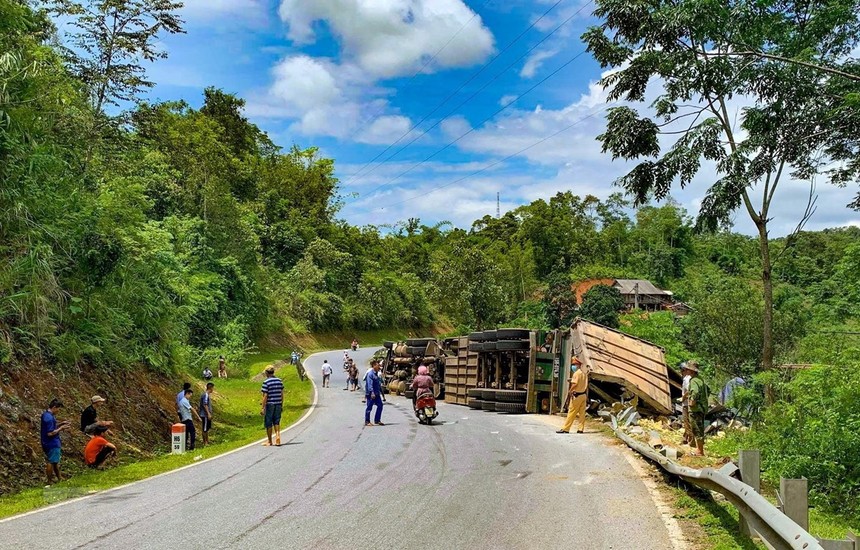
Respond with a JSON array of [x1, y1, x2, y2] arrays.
[[681, 362, 692, 445], [321, 360, 333, 388]]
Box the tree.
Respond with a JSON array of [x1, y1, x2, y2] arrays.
[[583, 0, 860, 375], [579, 284, 624, 328], [201, 87, 270, 158], [544, 273, 578, 328], [50, 0, 184, 113], [430, 240, 505, 329]]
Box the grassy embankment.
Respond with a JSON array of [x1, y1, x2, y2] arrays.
[[0, 327, 442, 520], [0, 350, 309, 520]]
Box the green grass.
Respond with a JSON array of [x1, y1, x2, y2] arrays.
[[669, 484, 763, 550], [0, 349, 313, 520]]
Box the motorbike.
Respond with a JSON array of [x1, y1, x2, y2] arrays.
[[414, 389, 439, 425]]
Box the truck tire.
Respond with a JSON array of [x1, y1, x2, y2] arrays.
[[483, 341, 497, 351], [468, 342, 483, 352], [496, 328, 530, 339], [495, 390, 527, 403], [467, 388, 483, 398], [383, 340, 394, 349], [407, 345, 427, 355], [481, 401, 496, 411], [482, 330, 497, 341], [406, 338, 434, 347], [495, 402, 526, 414], [468, 399, 483, 409], [481, 389, 496, 401], [469, 332, 486, 342], [496, 339, 529, 351]]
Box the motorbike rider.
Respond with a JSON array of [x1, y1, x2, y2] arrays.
[[411, 366, 434, 410]]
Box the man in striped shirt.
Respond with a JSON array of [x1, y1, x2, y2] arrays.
[[260, 366, 285, 446]]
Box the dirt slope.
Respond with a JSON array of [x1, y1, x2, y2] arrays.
[[0, 361, 179, 495]]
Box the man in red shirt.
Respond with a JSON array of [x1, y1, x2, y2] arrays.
[[84, 426, 117, 469]]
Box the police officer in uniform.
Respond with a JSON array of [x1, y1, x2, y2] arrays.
[[557, 356, 588, 434]]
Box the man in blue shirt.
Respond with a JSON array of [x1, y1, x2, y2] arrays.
[[179, 389, 201, 450], [364, 361, 385, 427], [40, 399, 71, 485], [176, 382, 191, 421], [261, 367, 285, 446]]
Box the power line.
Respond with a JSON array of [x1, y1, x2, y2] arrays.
[[343, 0, 494, 144], [373, 106, 607, 210], [343, 0, 572, 185], [349, 1, 593, 196], [357, 48, 591, 199]]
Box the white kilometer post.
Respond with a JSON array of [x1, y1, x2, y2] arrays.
[[171, 423, 186, 454]]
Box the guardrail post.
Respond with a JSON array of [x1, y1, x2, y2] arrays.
[[779, 477, 809, 531], [738, 450, 761, 537], [818, 531, 857, 550]]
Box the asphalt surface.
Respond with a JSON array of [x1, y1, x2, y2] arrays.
[[0, 347, 674, 550]]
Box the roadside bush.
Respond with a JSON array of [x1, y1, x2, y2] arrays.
[[748, 366, 860, 522]]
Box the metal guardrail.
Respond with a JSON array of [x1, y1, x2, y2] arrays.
[[612, 426, 823, 550]]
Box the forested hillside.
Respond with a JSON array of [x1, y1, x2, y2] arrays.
[[2, 0, 860, 522]]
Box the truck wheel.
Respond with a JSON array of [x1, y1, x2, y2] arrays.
[[468, 399, 483, 409], [407, 345, 427, 355], [496, 339, 529, 351], [467, 388, 482, 398], [482, 330, 497, 341], [469, 332, 486, 342], [481, 389, 496, 401], [481, 401, 496, 411], [496, 328, 530, 339], [468, 342, 484, 352], [495, 390, 527, 403], [406, 338, 434, 347], [483, 341, 497, 351], [495, 402, 526, 414]]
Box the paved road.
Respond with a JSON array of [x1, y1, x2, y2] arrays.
[[0, 348, 673, 550]]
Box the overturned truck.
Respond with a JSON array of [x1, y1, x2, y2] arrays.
[[566, 318, 680, 416], [380, 338, 446, 397], [439, 319, 680, 417]]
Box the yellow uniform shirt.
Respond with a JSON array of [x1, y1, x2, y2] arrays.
[[570, 369, 587, 393]]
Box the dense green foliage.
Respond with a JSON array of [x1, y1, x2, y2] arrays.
[[753, 367, 860, 514], [579, 285, 624, 328]]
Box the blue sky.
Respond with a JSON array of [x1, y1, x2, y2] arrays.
[[142, 0, 859, 236]]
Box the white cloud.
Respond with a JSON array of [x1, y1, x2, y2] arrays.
[[359, 115, 413, 144], [520, 48, 559, 78], [278, 0, 495, 78], [440, 116, 472, 140], [248, 55, 397, 139], [270, 56, 341, 112], [249, 0, 496, 140]]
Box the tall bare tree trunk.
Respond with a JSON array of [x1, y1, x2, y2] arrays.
[[756, 219, 776, 403]]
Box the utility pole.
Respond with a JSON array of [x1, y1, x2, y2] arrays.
[[634, 282, 640, 310], [496, 192, 500, 219]]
